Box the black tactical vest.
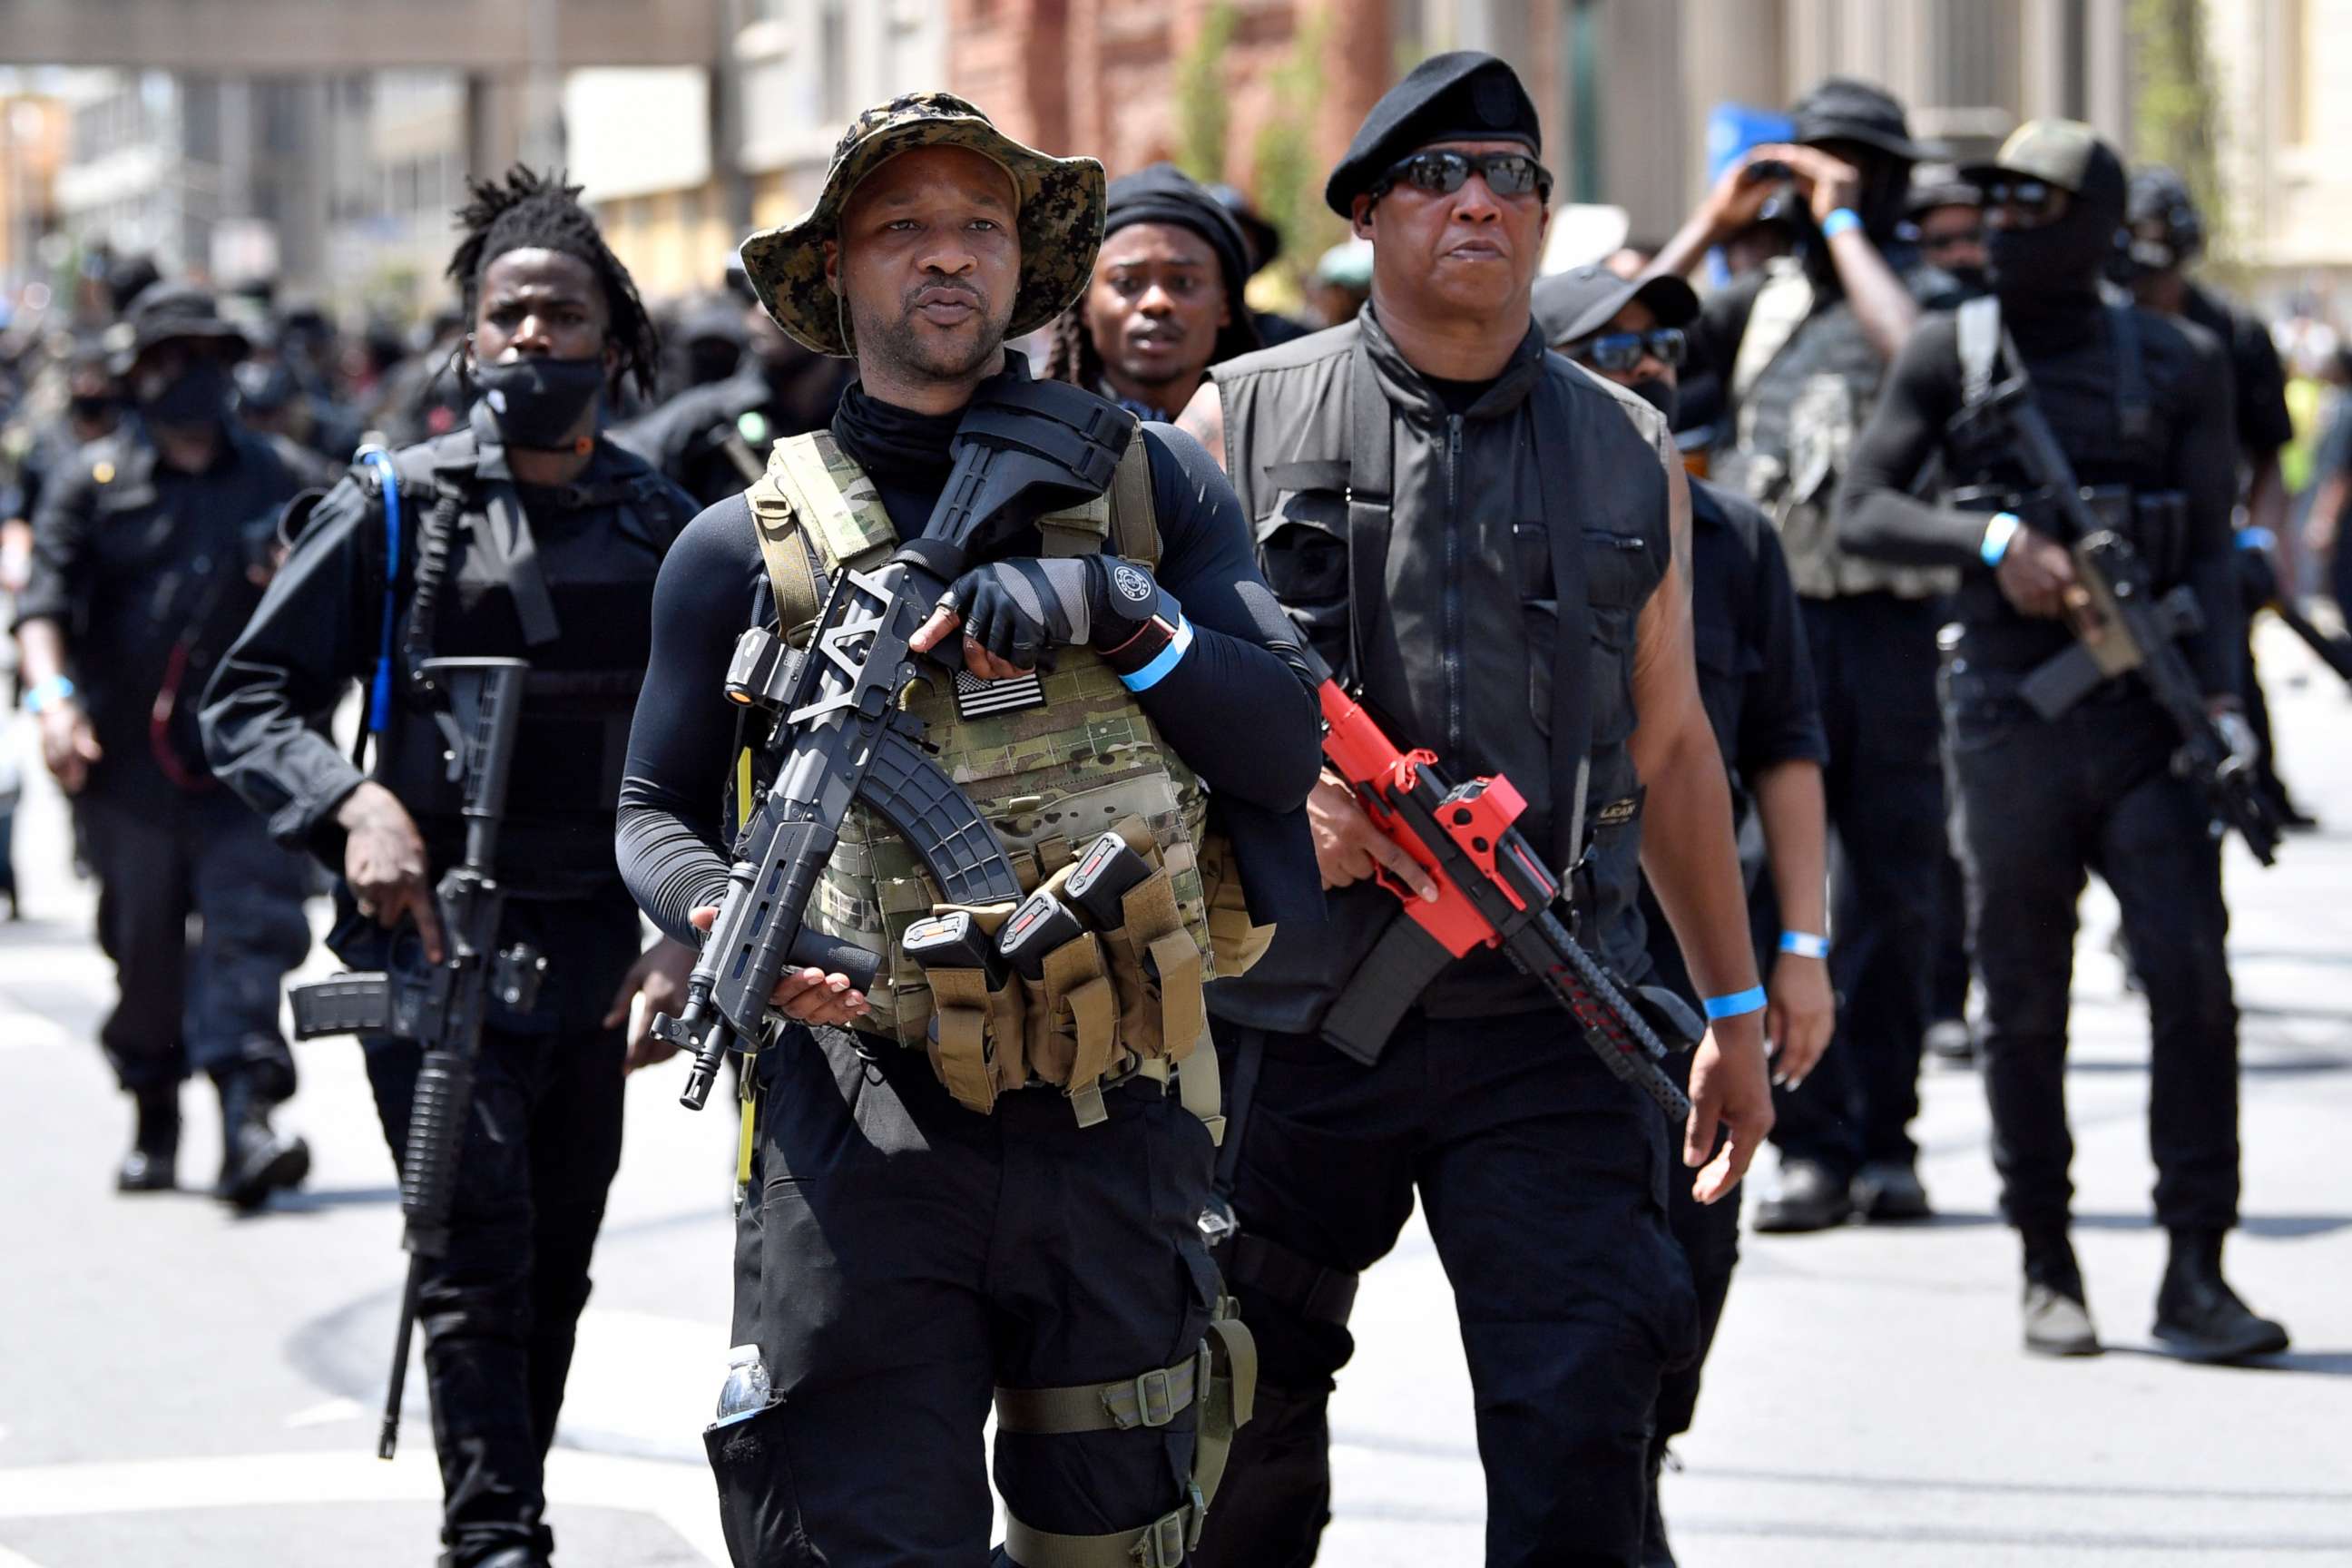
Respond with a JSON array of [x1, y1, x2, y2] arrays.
[[368, 410, 688, 898], [1206, 311, 1671, 1034]]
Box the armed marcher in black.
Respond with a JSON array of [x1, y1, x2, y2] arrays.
[[1837, 121, 2289, 1367], [15, 283, 313, 1209], [615, 94, 1318, 1566], [1649, 77, 1965, 1232], [1178, 53, 1773, 1567], [201, 169, 700, 1568]]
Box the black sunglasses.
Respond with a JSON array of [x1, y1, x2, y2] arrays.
[[1979, 179, 2067, 224], [1375, 150, 1553, 203], [1571, 327, 1687, 375]]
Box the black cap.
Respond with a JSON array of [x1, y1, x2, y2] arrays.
[[1208, 182, 1282, 272], [104, 282, 250, 376], [1790, 76, 1936, 162], [1530, 264, 1700, 348], [1326, 52, 1542, 218]]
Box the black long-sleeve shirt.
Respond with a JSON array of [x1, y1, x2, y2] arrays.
[[616, 410, 1324, 947], [1835, 301, 2241, 694]]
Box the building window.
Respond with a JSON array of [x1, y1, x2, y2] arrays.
[[819, 0, 849, 123]]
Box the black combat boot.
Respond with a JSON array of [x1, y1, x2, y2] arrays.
[[212, 1065, 310, 1212], [2152, 1229, 2289, 1364], [2019, 1225, 2099, 1357], [1851, 1161, 1932, 1221], [116, 1084, 181, 1192], [1752, 1159, 1850, 1233]]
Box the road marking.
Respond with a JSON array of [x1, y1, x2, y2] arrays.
[[283, 1397, 365, 1429], [0, 1450, 726, 1566]]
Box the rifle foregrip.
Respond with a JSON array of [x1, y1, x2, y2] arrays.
[[399, 1051, 474, 1244], [786, 926, 881, 994]]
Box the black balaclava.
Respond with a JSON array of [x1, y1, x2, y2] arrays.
[[1987, 146, 2127, 325], [138, 357, 234, 430]]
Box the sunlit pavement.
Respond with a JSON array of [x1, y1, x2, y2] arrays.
[[3, 621, 2347, 1566]]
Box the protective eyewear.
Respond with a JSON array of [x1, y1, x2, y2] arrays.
[[1375, 150, 1553, 203], [1571, 327, 1687, 375], [1979, 179, 2068, 225]]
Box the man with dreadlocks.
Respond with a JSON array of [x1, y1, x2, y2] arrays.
[[201, 168, 700, 1568], [1044, 162, 1261, 420]]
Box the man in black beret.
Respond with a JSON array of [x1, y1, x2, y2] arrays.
[[1181, 53, 1775, 1564], [1044, 162, 1260, 419], [1647, 77, 1967, 1236]]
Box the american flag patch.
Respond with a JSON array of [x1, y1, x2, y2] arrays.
[[954, 668, 1048, 719]]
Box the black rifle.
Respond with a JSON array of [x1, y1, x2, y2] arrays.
[[2233, 535, 2352, 689], [1953, 377, 2281, 865], [650, 379, 1135, 1110], [287, 657, 543, 1460]]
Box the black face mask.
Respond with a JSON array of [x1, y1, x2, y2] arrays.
[[1988, 207, 2122, 305], [137, 360, 232, 430], [474, 356, 607, 449], [69, 394, 120, 424], [1626, 375, 1680, 427], [1945, 264, 1990, 296]]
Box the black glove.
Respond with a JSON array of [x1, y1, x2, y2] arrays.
[[941, 554, 1182, 673]]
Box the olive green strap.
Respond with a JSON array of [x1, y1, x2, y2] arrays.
[[1108, 438, 1160, 569], [1173, 1033, 1223, 1146], [1003, 1506, 1194, 1568], [993, 1344, 1205, 1435]]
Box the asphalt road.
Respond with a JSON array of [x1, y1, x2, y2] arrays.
[[2, 622, 2347, 1567]]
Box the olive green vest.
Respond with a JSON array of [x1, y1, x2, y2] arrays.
[[742, 430, 1216, 1053]]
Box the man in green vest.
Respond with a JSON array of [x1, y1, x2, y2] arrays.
[[616, 93, 1325, 1565]]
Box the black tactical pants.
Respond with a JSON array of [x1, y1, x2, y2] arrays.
[[1195, 1009, 1697, 1568], [356, 901, 638, 1568], [1944, 668, 2240, 1236], [714, 1025, 1219, 1566], [1771, 593, 1945, 1180], [76, 778, 309, 1098]]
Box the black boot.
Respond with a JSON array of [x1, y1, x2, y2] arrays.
[[1753, 1159, 1851, 1233], [2019, 1226, 2099, 1357], [2153, 1230, 2289, 1363], [116, 1085, 181, 1192], [213, 1066, 309, 1212]]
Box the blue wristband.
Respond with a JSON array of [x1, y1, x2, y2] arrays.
[[1821, 207, 1864, 240], [1703, 986, 1768, 1021], [24, 674, 74, 714], [2237, 526, 2277, 552], [1116, 615, 1193, 692], [1779, 930, 1830, 960], [1981, 511, 2021, 566]]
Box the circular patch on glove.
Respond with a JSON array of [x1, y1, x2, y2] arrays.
[[1112, 563, 1153, 603]]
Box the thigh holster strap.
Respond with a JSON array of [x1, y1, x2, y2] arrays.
[[999, 1313, 1258, 1568], [1224, 1233, 1359, 1328], [995, 1343, 1208, 1435]]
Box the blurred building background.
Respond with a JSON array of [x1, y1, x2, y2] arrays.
[[1, 0, 2347, 322]]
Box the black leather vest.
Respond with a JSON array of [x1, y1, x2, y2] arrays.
[[1207, 311, 1671, 1034], [369, 414, 688, 898]]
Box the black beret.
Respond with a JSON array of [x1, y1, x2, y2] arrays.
[[1325, 52, 1541, 218]]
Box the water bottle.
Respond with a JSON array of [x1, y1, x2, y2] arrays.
[[713, 1344, 771, 1426]]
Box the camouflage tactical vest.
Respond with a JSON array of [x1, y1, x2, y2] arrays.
[[743, 430, 1215, 1054], [1725, 259, 1959, 602]]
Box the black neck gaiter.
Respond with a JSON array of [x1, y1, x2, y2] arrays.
[[830, 379, 968, 489]]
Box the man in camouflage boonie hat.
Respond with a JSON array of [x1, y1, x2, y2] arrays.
[[740, 91, 1107, 358]]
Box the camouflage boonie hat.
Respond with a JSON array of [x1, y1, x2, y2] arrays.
[[739, 92, 1107, 358]]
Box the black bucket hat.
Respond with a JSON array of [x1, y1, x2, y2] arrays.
[[103, 282, 251, 377], [1790, 77, 1938, 163]]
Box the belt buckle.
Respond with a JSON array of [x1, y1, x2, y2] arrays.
[[1131, 1365, 1177, 1428], [1142, 1508, 1189, 1567]]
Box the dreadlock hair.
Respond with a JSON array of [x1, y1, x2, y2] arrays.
[[444, 164, 662, 402], [1043, 303, 1103, 392]]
